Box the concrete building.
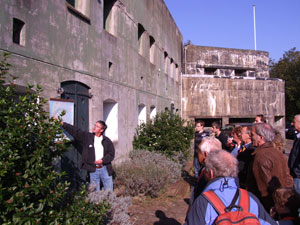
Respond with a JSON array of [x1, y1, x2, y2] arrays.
[[181, 45, 285, 132], [0, 0, 182, 158]]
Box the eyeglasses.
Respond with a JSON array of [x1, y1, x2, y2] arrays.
[[94, 124, 102, 129]]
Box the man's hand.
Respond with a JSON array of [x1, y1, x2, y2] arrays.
[[53, 116, 63, 125], [95, 159, 103, 165]]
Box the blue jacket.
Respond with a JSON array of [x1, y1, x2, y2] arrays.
[[185, 177, 277, 225]]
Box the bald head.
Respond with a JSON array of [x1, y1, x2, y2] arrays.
[[199, 137, 222, 154], [197, 137, 222, 164]]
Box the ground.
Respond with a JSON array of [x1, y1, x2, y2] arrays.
[[128, 162, 193, 225], [128, 139, 294, 225]]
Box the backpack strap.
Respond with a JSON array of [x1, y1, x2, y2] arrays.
[[203, 191, 226, 214], [239, 188, 250, 212], [203, 188, 251, 214]]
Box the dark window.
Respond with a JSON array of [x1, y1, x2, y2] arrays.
[[108, 62, 113, 77], [138, 23, 146, 55], [235, 69, 247, 76], [13, 18, 25, 46], [204, 68, 216, 75], [195, 118, 222, 128], [229, 118, 254, 124], [138, 23, 145, 41], [149, 36, 155, 64], [150, 36, 155, 48], [103, 0, 117, 30]]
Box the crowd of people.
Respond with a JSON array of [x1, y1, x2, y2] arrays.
[[186, 114, 300, 225]]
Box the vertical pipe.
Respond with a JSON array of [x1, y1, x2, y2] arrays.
[[253, 5, 257, 50]]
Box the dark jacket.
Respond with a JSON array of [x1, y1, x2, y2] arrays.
[[62, 123, 115, 175], [185, 177, 277, 225], [246, 142, 293, 212], [288, 134, 300, 178], [216, 131, 229, 152], [237, 142, 256, 188], [194, 131, 209, 157]]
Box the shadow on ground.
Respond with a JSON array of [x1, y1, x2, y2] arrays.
[[153, 210, 181, 225]]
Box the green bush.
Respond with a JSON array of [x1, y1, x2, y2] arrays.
[[58, 186, 110, 225], [0, 53, 110, 224], [114, 150, 182, 197], [132, 110, 194, 159]]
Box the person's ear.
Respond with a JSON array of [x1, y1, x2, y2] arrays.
[[204, 169, 214, 181]]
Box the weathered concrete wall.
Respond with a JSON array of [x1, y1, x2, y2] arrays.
[[182, 45, 285, 134], [182, 76, 285, 132], [184, 45, 269, 78], [0, 0, 182, 161]]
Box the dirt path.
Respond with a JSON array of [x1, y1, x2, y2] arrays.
[[128, 163, 193, 225]]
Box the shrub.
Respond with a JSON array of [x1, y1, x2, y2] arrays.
[[57, 185, 111, 225], [0, 53, 110, 224], [114, 150, 182, 197], [87, 185, 132, 225], [132, 110, 194, 159]]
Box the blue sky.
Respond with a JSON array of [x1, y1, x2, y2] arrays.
[[164, 0, 300, 62]]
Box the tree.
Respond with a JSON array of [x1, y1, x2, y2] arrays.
[[132, 110, 194, 159], [270, 48, 300, 122]]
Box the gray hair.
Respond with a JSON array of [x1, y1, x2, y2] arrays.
[[199, 136, 222, 154], [253, 123, 275, 143], [295, 115, 300, 122], [205, 150, 238, 178]]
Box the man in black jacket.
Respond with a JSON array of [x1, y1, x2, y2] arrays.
[[193, 120, 209, 178], [61, 120, 115, 191], [211, 121, 229, 152], [288, 114, 300, 195]]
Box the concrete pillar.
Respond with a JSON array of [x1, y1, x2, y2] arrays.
[[222, 117, 229, 127]]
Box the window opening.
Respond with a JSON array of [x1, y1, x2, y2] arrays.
[[138, 104, 146, 125], [103, 0, 117, 34], [170, 58, 174, 78], [138, 23, 146, 55], [108, 62, 113, 77], [164, 51, 168, 74], [66, 0, 90, 17], [150, 106, 156, 120], [149, 35, 155, 64], [235, 69, 247, 76], [103, 100, 118, 142], [175, 64, 179, 81], [13, 18, 26, 46], [204, 67, 217, 75]]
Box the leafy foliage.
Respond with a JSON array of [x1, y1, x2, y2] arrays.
[[270, 48, 300, 121], [0, 53, 110, 224], [58, 185, 110, 225], [114, 150, 182, 197], [132, 110, 194, 159]]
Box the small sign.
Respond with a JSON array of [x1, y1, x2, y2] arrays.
[[49, 98, 75, 125]]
